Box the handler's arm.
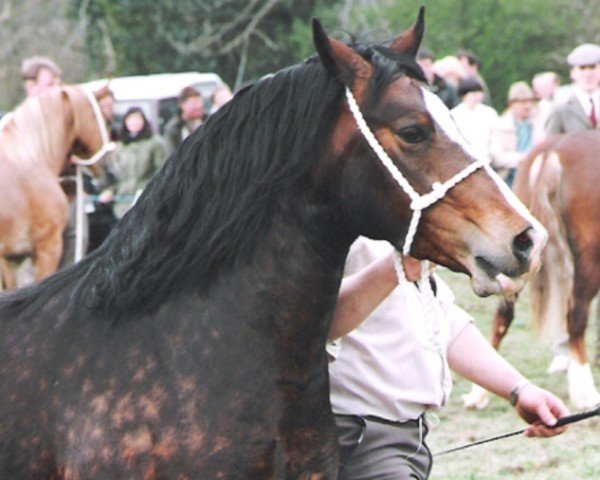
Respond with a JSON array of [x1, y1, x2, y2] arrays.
[[447, 322, 570, 437], [328, 254, 422, 340]]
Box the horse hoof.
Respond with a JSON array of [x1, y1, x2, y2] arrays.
[[547, 354, 570, 374], [568, 362, 600, 409]]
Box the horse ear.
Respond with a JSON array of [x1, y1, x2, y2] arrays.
[[388, 6, 425, 56], [312, 18, 371, 86], [93, 82, 113, 101]]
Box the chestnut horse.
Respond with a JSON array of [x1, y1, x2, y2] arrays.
[[0, 10, 546, 479], [463, 130, 600, 411], [0, 85, 112, 290]]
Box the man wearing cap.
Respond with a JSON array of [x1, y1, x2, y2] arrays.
[[490, 81, 544, 186], [546, 43, 600, 135], [164, 85, 206, 155]]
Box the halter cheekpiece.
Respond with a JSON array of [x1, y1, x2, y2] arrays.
[[344, 86, 486, 257]]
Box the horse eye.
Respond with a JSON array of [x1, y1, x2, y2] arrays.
[[396, 126, 427, 144]]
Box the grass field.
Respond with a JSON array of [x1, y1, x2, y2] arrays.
[[427, 269, 599, 479]]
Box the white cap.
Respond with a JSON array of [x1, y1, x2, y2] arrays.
[[567, 43, 600, 67]]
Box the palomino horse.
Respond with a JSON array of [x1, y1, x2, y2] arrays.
[[0, 10, 546, 479], [463, 130, 600, 411], [0, 85, 112, 290]]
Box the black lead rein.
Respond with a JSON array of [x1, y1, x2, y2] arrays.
[[433, 404, 600, 457]]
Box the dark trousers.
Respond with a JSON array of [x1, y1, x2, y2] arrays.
[[335, 414, 432, 480]]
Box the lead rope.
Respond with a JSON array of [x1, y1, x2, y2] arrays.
[[433, 404, 600, 457]]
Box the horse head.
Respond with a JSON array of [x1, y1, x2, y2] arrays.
[[313, 8, 546, 297], [63, 85, 114, 177]]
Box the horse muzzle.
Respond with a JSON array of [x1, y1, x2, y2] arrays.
[[468, 224, 547, 297]]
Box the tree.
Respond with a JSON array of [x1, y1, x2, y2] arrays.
[[333, 0, 600, 111], [71, 0, 341, 90], [0, 0, 88, 110]]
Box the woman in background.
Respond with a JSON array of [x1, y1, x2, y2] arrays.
[[104, 106, 168, 218]]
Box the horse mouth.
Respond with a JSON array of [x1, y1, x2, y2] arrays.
[[469, 256, 525, 297]]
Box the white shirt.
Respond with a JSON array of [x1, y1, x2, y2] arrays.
[[451, 103, 499, 163], [328, 238, 472, 422]]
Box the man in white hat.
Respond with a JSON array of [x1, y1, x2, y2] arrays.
[[546, 43, 600, 135]]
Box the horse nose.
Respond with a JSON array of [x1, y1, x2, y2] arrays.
[[512, 226, 545, 273]]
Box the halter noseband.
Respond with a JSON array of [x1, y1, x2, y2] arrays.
[[344, 86, 485, 257], [74, 88, 116, 166]]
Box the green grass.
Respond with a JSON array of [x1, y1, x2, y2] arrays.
[[428, 269, 600, 479]]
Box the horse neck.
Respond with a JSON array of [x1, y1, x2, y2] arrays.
[[10, 93, 72, 175], [245, 209, 353, 326]]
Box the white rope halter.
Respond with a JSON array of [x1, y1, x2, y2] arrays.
[[72, 88, 116, 262], [345, 86, 486, 257]]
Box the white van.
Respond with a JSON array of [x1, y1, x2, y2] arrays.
[[82, 71, 225, 133]]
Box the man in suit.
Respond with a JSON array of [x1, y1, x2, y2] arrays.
[[546, 43, 600, 135]]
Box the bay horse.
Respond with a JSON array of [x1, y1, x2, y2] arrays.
[[0, 85, 112, 290], [462, 130, 600, 411], [0, 10, 546, 479]]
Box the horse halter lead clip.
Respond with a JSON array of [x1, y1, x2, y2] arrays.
[[344, 86, 486, 258]]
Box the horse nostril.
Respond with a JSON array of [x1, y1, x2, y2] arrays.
[[512, 228, 534, 262]]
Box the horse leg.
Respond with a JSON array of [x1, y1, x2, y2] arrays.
[[566, 265, 600, 409], [462, 296, 517, 410], [32, 230, 65, 282], [0, 258, 17, 291], [491, 295, 517, 349]]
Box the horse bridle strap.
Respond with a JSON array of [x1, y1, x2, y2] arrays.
[[71, 87, 116, 262], [345, 87, 485, 256], [73, 88, 116, 166]]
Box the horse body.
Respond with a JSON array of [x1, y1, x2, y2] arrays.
[[0, 86, 109, 290], [464, 130, 600, 411], [0, 10, 547, 479]]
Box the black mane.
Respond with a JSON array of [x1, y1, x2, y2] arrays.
[[1, 41, 418, 320]]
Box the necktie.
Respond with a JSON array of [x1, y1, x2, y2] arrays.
[[590, 97, 597, 128]]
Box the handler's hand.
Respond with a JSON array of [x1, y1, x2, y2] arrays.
[[515, 383, 570, 437]]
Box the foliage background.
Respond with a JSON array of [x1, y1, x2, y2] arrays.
[[1, 0, 600, 111]]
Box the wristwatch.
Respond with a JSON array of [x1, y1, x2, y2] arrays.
[[509, 380, 531, 406]]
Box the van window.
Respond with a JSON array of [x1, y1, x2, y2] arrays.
[[81, 72, 225, 134]]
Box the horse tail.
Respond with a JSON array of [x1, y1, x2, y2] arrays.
[[526, 150, 573, 341]]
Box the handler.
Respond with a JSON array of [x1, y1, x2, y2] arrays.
[[328, 237, 569, 480]]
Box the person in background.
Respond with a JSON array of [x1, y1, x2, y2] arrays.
[[456, 49, 492, 106], [21, 56, 61, 97], [328, 237, 569, 480], [450, 76, 498, 164], [532, 71, 561, 126], [164, 85, 206, 155], [86, 86, 119, 253], [209, 84, 234, 115], [432, 55, 465, 90], [490, 81, 544, 187], [416, 48, 459, 109], [104, 107, 168, 219], [546, 43, 600, 135]]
